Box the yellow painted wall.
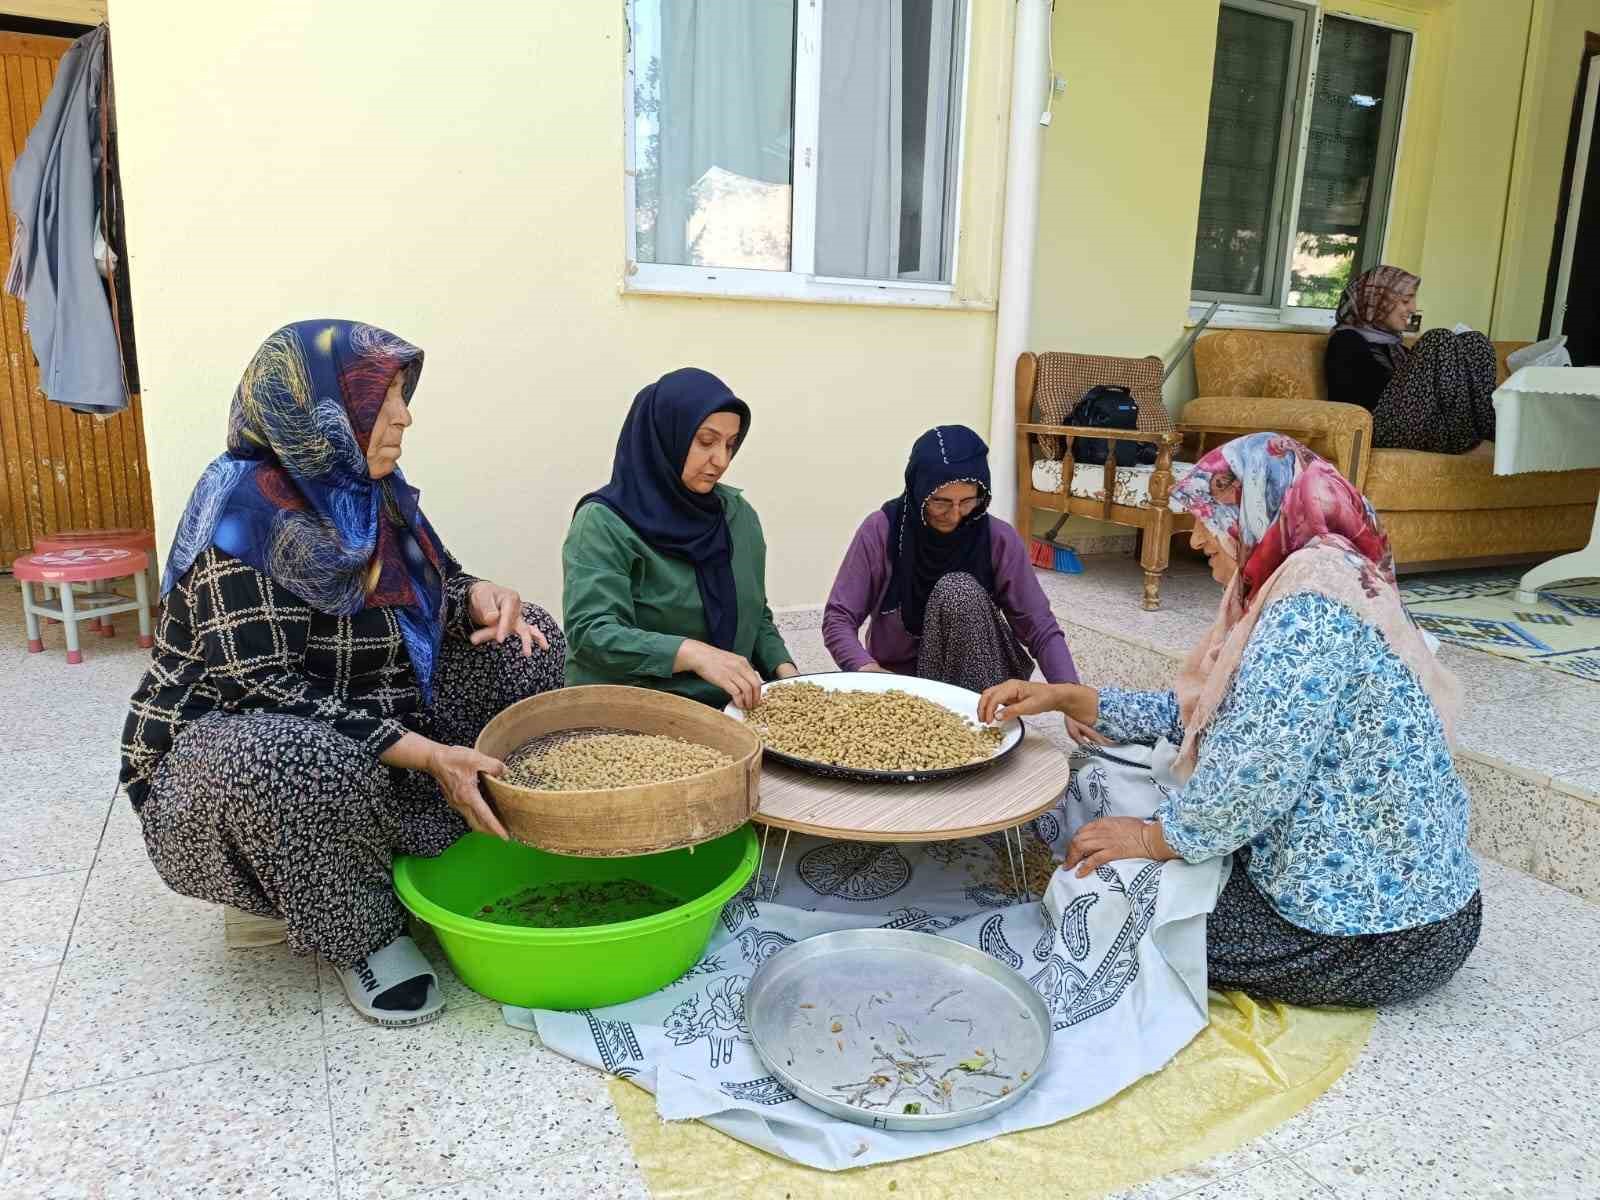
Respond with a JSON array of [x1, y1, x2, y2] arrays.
[[1030, 0, 1560, 404], [1496, 0, 1600, 337], [1029, 0, 1222, 412], [0, 1, 101, 22], [1411, 0, 1534, 330], [106, 1, 1014, 610]]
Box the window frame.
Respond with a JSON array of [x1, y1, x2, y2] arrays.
[[1191, 0, 1315, 311], [622, 0, 974, 308], [1190, 0, 1416, 328]]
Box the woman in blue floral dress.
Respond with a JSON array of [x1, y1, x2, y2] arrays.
[[981, 433, 1481, 1007]]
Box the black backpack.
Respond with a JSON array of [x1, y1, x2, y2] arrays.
[[1069, 385, 1157, 467]]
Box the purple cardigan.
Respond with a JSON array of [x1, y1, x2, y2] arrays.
[[823, 511, 1078, 683]]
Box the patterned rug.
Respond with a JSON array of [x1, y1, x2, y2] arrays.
[[1398, 569, 1600, 682], [508, 745, 1229, 1172]]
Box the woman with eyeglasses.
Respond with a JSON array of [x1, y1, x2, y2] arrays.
[[823, 424, 1079, 697]]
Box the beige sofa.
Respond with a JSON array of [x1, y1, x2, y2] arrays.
[[1184, 330, 1600, 567]]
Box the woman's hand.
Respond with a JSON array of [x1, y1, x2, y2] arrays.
[[978, 680, 1099, 725], [467, 580, 549, 657], [427, 743, 511, 840], [676, 640, 764, 711], [1066, 817, 1177, 877], [1065, 716, 1112, 747], [773, 663, 800, 680], [859, 662, 892, 674]]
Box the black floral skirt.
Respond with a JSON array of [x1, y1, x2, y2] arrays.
[[137, 605, 565, 966], [1207, 854, 1482, 1007], [1371, 328, 1498, 454], [916, 572, 1035, 692]]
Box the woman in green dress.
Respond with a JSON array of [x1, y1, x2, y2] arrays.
[[563, 368, 797, 709]]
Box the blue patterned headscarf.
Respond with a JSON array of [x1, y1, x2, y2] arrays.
[[163, 320, 452, 698]]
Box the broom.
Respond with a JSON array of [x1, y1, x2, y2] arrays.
[[1030, 302, 1220, 573]]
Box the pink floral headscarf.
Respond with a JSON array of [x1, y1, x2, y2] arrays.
[[1164, 434, 1458, 780]]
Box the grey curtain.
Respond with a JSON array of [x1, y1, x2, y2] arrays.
[[815, 0, 960, 282], [656, 0, 795, 267]]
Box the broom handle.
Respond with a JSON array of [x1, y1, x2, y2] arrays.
[[1161, 301, 1221, 384]]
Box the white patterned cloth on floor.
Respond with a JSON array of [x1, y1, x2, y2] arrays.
[[504, 744, 1226, 1170]]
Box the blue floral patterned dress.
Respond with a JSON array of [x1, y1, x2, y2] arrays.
[[1097, 589, 1482, 1006]]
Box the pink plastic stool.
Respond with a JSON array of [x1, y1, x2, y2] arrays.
[[12, 547, 153, 664], [31, 529, 159, 638]]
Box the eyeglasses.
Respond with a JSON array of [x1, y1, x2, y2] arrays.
[[924, 496, 983, 517]]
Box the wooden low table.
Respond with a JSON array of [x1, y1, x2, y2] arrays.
[[753, 732, 1070, 902]]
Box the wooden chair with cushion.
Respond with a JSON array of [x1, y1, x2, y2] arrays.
[[1013, 351, 1313, 610]]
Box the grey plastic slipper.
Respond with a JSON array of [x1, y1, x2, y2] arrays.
[[336, 935, 444, 1028]]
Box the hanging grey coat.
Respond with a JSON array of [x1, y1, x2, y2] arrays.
[[4, 25, 126, 416]]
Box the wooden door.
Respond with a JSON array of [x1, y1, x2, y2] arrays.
[[0, 29, 153, 564]]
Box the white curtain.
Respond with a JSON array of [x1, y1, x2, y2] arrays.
[[815, 0, 960, 281], [655, 0, 795, 269]]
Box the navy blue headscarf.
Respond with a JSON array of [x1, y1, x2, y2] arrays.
[[580, 368, 751, 650], [880, 425, 995, 636]]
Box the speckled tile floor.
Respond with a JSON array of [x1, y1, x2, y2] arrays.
[[1, 571, 1598, 1199]]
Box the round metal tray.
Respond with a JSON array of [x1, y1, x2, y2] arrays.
[[724, 672, 1024, 784], [745, 928, 1052, 1132]]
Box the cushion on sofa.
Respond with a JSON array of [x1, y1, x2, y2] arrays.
[[1031, 458, 1195, 507]]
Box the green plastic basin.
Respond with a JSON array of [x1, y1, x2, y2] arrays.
[[393, 824, 757, 1010]]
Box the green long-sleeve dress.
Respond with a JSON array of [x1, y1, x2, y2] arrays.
[[562, 485, 794, 707]]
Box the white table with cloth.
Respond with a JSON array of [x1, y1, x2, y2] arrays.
[[1492, 366, 1600, 602]]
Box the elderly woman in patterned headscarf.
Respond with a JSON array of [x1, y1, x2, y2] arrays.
[[1323, 264, 1498, 454], [120, 320, 565, 1028], [979, 434, 1482, 1007]]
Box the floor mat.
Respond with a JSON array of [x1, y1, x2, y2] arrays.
[[608, 989, 1375, 1200], [1398, 569, 1600, 682]]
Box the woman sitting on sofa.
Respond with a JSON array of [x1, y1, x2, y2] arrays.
[[1324, 265, 1498, 455]]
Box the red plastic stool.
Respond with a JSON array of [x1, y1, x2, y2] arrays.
[[31, 529, 159, 638], [12, 547, 153, 664]]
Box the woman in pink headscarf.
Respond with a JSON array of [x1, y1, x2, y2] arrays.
[[980, 434, 1481, 1007], [1323, 265, 1498, 454]]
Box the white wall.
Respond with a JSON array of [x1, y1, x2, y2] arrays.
[[108, 1, 1013, 610]]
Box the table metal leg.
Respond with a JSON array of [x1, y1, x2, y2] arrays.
[[769, 829, 793, 903], [1517, 502, 1600, 603], [1003, 826, 1023, 902], [1014, 825, 1032, 903], [757, 823, 772, 900]]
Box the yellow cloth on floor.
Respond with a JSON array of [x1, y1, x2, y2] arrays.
[[607, 990, 1374, 1200]]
